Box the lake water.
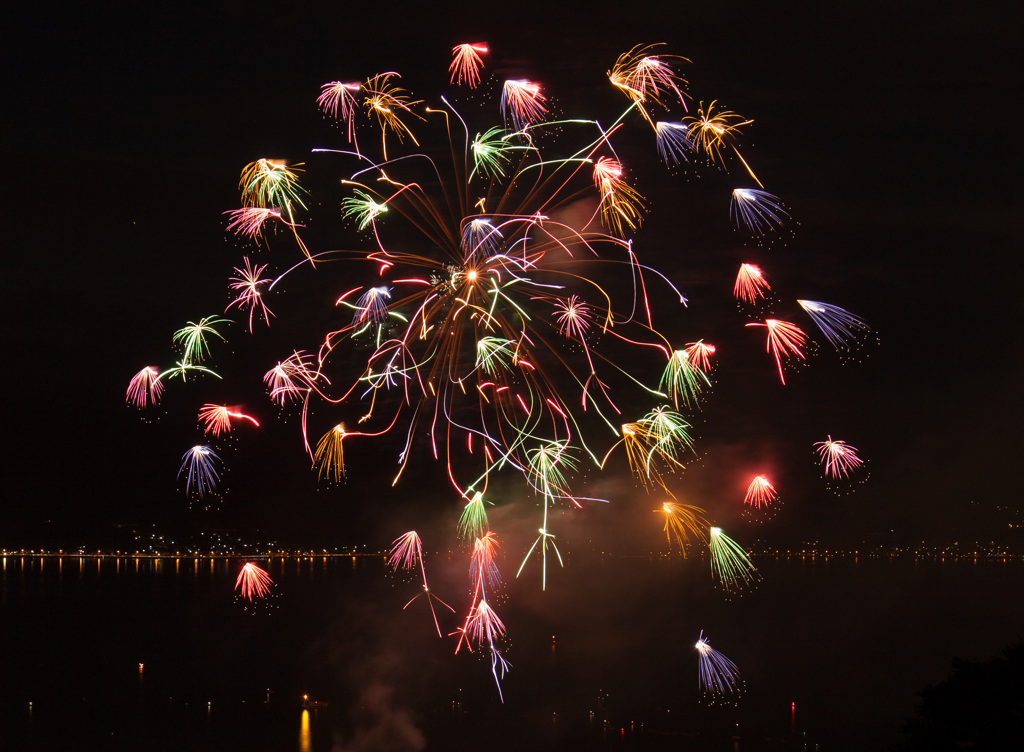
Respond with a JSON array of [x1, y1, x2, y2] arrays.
[[1, 554, 1021, 751]]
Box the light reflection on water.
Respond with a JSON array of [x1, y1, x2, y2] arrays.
[[0, 555, 1021, 752], [299, 709, 311, 752]]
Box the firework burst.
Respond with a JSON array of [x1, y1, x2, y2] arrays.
[[746, 319, 807, 384], [126, 366, 163, 408], [198, 404, 259, 437], [744, 475, 777, 508], [708, 527, 758, 593], [798, 300, 869, 350], [178, 445, 221, 497], [695, 631, 742, 695], [730, 188, 788, 233], [733, 263, 770, 305], [235, 562, 273, 600], [685, 101, 762, 188], [450, 44, 488, 88], [227, 258, 274, 332], [389, 531, 455, 638], [660, 501, 709, 554], [127, 44, 877, 702], [500, 80, 547, 131], [317, 81, 361, 148], [814, 436, 864, 478]]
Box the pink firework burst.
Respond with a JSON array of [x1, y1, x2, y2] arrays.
[[263, 351, 320, 406], [225, 207, 282, 238], [814, 436, 864, 478], [126, 366, 163, 408], [235, 562, 273, 600], [226, 257, 274, 332], [470, 531, 502, 594], [553, 295, 592, 339], [501, 80, 547, 131], [389, 531, 455, 638], [317, 81, 361, 147]]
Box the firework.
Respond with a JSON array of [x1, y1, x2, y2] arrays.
[[744, 475, 777, 508], [455, 532, 503, 651], [608, 44, 688, 124], [517, 442, 577, 591], [685, 101, 762, 188], [389, 531, 456, 638], [475, 337, 515, 377], [454, 531, 509, 700], [263, 351, 320, 406], [643, 406, 694, 453], [457, 491, 491, 542], [814, 436, 864, 478], [660, 349, 711, 410], [313, 424, 347, 482], [798, 300, 869, 349], [695, 631, 741, 695], [684, 340, 716, 372], [660, 501, 709, 554], [130, 46, 873, 701], [235, 562, 273, 600], [654, 122, 692, 165], [450, 44, 488, 88], [730, 188, 788, 233], [461, 218, 503, 261], [469, 127, 533, 180], [500, 80, 547, 131], [469, 531, 502, 590], [198, 404, 259, 437], [593, 157, 645, 236], [284, 64, 695, 545], [126, 366, 163, 408], [465, 600, 510, 700], [733, 263, 770, 304], [707, 527, 758, 593], [745, 319, 807, 384], [340, 189, 389, 230], [349, 286, 392, 326], [553, 295, 593, 369], [171, 316, 229, 365], [607, 407, 694, 493], [227, 257, 274, 332], [363, 72, 423, 159], [225, 207, 282, 239], [236, 162, 311, 260], [317, 81, 361, 148], [178, 445, 221, 497], [240, 159, 307, 211]]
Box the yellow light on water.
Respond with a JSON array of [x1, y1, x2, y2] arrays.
[[300, 709, 311, 752]]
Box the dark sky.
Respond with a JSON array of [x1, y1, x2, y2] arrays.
[[1, 0, 1020, 550]]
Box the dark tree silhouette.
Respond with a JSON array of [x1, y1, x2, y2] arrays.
[[894, 640, 1024, 751]]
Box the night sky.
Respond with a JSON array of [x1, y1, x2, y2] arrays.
[[2, 0, 1019, 551]]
